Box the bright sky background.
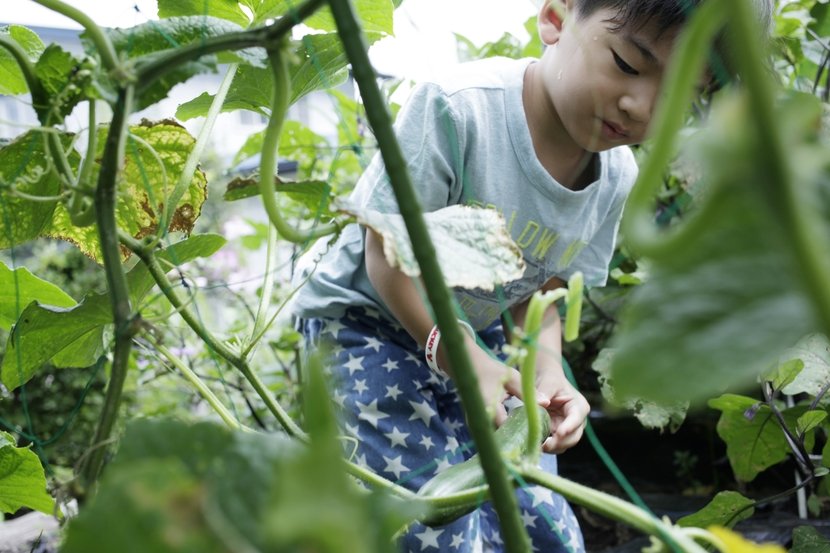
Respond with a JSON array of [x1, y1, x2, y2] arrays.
[[1, 0, 538, 79]]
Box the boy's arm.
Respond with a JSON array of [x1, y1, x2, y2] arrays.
[[365, 229, 525, 425], [507, 277, 590, 454]]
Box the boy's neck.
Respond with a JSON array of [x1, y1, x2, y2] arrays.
[[522, 61, 597, 191]]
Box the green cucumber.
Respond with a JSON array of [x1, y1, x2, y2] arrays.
[[416, 404, 548, 525]]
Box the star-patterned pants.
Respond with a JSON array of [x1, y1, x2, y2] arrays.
[[298, 307, 585, 553]]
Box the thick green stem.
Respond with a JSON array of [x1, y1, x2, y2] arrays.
[[68, 101, 98, 227], [135, 0, 326, 92], [153, 340, 249, 432], [725, 0, 830, 339], [31, 0, 119, 72], [620, 0, 727, 258], [80, 87, 136, 490], [519, 466, 709, 553], [327, 0, 530, 550], [158, 64, 239, 237], [519, 290, 567, 464], [120, 234, 306, 439], [261, 46, 341, 242]]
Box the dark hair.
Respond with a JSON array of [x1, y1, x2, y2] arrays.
[[572, 0, 774, 90]]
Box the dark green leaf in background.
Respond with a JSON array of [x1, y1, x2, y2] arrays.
[[677, 490, 755, 529], [791, 525, 830, 553]]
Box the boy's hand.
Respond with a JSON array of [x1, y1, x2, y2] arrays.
[[464, 337, 524, 426], [535, 366, 590, 454]]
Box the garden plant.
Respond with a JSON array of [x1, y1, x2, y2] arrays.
[[0, 0, 829, 552]]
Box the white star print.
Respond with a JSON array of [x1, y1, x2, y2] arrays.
[[446, 418, 464, 433], [322, 319, 347, 338], [404, 351, 421, 365], [521, 510, 537, 528], [355, 453, 369, 468], [344, 354, 365, 375], [345, 422, 360, 436], [408, 400, 437, 427], [414, 527, 444, 550], [332, 390, 347, 407], [385, 384, 402, 401], [445, 436, 460, 453], [384, 426, 409, 448], [528, 486, 555, 508], [355, 399, 390, 428], [353, 379, 368, 394], [363, 336, 383, 352], [382, 455, 410, 479], [450, 533, 465, 549], [419, 435, 435, 450], [489, 531, 503, 546], [435, 457, 453, 473], [381, 358, 400, 372]]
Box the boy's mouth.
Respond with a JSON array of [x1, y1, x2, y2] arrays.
[[600, 120, 629, 140]]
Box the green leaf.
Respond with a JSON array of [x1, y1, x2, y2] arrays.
[[232, 120, 328, 170], [304, 0, 394, 35], [33, 45, 92, 123], [780, 334, 830, 398], [351, 205, 525, 292], [791, 526, 830, 553], [797, 410, 828, 436], [157, 0, 252, 28], [709, 394, 813, 481], [677, 491, 755, 529], [0, 25, 45, 95], [0, 431, 55, 515], [0, 131, 76, 250], [95, 17, 264, 109], [176, 64, 270, 121], [1, 298, 111, 390], [609, 93, 823, 403], [0, 262, 75, 330], [224, 176, 333, 216], [44, 120, 208, 263], [591, 348, 688, 431], [1, 235, 224, 389], [764, 358, 805, 391]]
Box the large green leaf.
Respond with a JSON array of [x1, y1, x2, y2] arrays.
[[591, 348, 688, 431], [176, 63, 271, 121], [791, 526, 830, 553], [224, 176, 334, 219], [32, 45, 96, 123], [0, 131, 76, 250], [709, 394, 813, 482], [44, 121, 208, 263], [0, 235, 225, 390], [157, 0, 252, 28], [93, 17, 264, 109], [304, 0, 394, 35], [351, 205, 525, 292], [0, 25, 45, 95], [0, 262, 75, 330], [0, 431, 55, 515], [609, 93, 825, 403], [780, 334, 830, 398], [677, 491, 754, 529]]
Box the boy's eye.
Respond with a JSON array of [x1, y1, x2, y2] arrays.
[[612, 50, 639, 76]]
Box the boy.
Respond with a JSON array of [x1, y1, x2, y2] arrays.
[[292, 1, 773, 551]]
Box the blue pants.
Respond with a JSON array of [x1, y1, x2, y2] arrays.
[[299, 307, 584, 553]]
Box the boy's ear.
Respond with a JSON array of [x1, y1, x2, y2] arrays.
[[537, 0, 569, 46]]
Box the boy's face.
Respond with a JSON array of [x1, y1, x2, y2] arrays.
[[536, 2, 681, 152]]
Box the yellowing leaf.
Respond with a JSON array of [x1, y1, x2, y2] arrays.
[[707, 526, 785, 553]]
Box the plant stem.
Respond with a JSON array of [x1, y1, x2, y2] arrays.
[[31, 0, 119, 72], [152, 339, 249, 432], [327, 0, 530, 550], [620, 0, 727, 258], [120, 234, 306, 440], [762, 383, 813, 477], [0, 35, 44, 101], [158, 63, 239, 237], [261, 45, 341, 243], [519, 466, 709, 553], [726, 0, 830, 340], [80, 86, 136, 490], [246, 223, 277, 355], [135, 0, 326, 91], [67, 101, 98, 227]]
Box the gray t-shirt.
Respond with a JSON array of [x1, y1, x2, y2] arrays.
[[291, 57, 637, 329]]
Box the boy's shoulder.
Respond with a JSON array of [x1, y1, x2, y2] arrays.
[[426, 56, 533, 97]]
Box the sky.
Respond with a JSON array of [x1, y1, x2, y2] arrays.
[[1, 0, 539, 80]]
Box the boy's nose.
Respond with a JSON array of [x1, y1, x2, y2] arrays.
[[618, 83, 657, 127]]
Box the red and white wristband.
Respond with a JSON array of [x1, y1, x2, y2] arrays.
[[424, 319, 475, 377]]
